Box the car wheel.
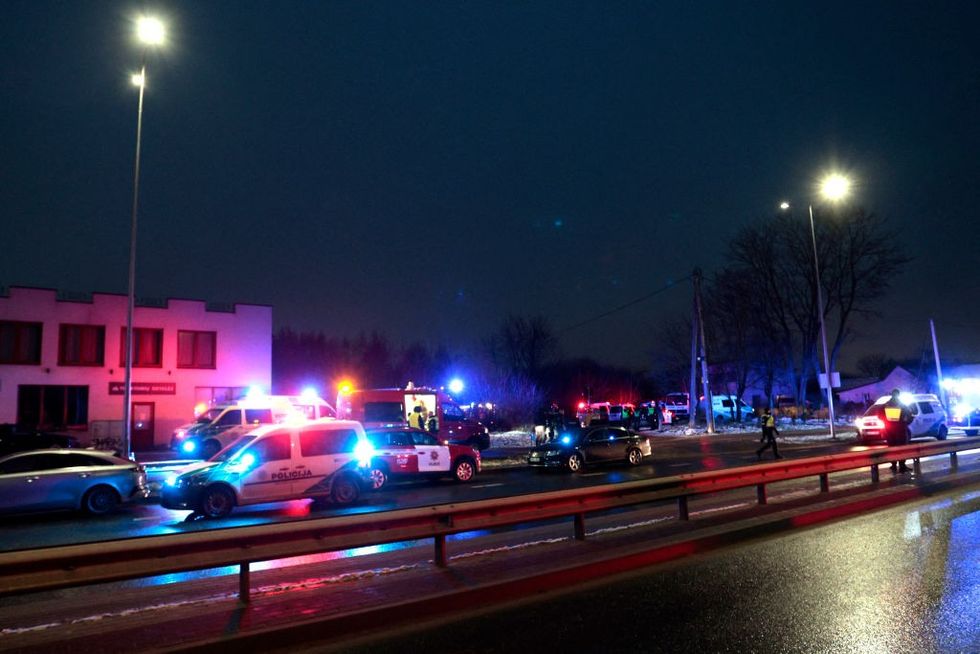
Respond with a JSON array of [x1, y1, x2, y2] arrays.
[[937, 425, 948, 441], [566, 452, 584, 473], [331, 474, 360, 505], [199, 485, 235, 518], [201, 439, 222, 460], [453, 457, 476, 482], [366, 466, 388, 491], [83, 486, 120, 515], [627, 448, 643, 466]]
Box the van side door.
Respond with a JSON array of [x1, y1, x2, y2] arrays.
[[294, 427, 361, 497], [238, 430, 296, 504]]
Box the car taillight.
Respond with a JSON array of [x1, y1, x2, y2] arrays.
[[860, 417, 884, 429]]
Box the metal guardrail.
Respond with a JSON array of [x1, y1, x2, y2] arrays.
[[1, 437, 978, 601]]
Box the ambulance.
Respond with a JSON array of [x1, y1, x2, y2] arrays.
[[336, 386, 491, 450], [161, 419, 373, 517]]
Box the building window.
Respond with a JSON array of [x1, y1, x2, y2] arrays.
[[16, 385, 89, 429], [0, 321, 42, 365], [120, 327, 163, 367], [178, 330, 216, 369], [58, 324, 105, 367], [195, 386, 248, 406]]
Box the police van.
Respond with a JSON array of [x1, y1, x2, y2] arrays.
[[161, 419, 373, 517], [855, 393, 948, 444]]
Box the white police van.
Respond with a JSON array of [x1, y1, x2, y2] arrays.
[[161, 419, 373, 518]]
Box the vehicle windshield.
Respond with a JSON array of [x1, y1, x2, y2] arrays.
[[211, 435, 258, 462], [197, 408, 223, 423]]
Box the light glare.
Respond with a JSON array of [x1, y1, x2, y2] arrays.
[[819, 173, 851, 202], [131, 73, 145, 88], [779, 201, 790, 210], [137, 17, 166, 45]]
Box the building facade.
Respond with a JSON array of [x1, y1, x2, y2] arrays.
[[0, 286, 271, 450]]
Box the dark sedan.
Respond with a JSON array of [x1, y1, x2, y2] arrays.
[[527, 426, 652, 472], [0, 424, 78, 457]]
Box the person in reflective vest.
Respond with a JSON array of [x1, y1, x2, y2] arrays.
[[756, 407, 781, 460], [881, 388, 913, 472]]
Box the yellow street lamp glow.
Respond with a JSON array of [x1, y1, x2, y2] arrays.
[[819, 173, 851, 202], [136, 16, 166, 46], [131, 73, 145, 87]]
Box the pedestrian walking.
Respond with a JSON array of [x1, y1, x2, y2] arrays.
[[756, 407, 782, 460]]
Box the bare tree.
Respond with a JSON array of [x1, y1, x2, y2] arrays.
[[485, 315, 559, 381]]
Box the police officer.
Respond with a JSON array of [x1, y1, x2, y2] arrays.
[[882, 388, 913, 473], [426, 412, 439, 434], [756, 407, 782, 460]]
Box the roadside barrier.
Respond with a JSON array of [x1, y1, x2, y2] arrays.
[[1, 436, 977, 601]]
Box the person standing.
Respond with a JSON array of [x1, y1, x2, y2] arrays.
[[881, 389, 913, 473], [756, 407, 782, 460]]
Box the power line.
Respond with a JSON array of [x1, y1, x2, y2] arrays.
[[559, 274, 692, 335]]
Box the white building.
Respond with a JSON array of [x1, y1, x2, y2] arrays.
[[0, 286, 271, 450]]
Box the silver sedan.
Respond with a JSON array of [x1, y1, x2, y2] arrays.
[[0, 449, 148, 516]]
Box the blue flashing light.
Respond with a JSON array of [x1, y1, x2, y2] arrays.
[[560, 435, 572, 445], [181, 440, 197, 453], [227, 452, 257, 474], [246, 385, 264, 399], [300, 386, 318, 400], [164, 474, 178, 487], [354, 438, 376, 468], [448, 378, 465, 395]]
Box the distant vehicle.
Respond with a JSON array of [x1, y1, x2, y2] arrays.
[[363, 427, 480, 490], [0, 449, 147, 516], [663, 393, 690, 421], [336, 386, 490, 450], [161, 419, 373, 518], [527, 426, 651, 472], [952, 408, 980, 436], [0, 425, 78, 457], [855, 393, 948, 444], [172, 394, 335, 458], [575, 402, 610, 426], [700, 395, 756, 423]]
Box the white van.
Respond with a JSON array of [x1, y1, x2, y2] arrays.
[[172, 395, 336, 458], [700, 395, 756, 423], [161, 419, 372, 517]]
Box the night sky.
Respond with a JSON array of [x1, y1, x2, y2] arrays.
[[2, 1, 978, 369]]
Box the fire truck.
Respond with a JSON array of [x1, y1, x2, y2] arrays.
[[336, 385, 491, 450]]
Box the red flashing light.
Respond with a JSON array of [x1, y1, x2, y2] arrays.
[[577, 401, 586, 409]]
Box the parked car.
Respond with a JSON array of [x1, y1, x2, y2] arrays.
[[527, 426, 651, 472], [161, 419, 373, 518], [0, 449, 147, 516], [855, 393, 948, 444], [363, 427, 480, 490], [0, 425, 78, 457]]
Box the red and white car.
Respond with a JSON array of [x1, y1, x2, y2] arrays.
[[363, 428, 480, 490]]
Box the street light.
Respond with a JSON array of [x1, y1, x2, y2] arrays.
[[122, 16, 166, 459], [782, 174, 852, 440]]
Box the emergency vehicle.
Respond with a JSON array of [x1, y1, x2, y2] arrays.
[[362, 427, 480, 490], [161, 419, 372, 517], [855, 393, 947, 444], [336, 386, 491, 450], [942, 378, 980, 436], [172, 393, 335, 459]]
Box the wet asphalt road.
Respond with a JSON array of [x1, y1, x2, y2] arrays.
[[338, 482, 980, 654], [0, 431, 966, 552]]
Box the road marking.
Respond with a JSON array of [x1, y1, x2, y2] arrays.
[[469, 483, 504, 489], [667, 462, 692, 467]]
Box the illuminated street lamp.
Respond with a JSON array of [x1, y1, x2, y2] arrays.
[[122, 16, 166, 459], [782, 174, 852, 439]]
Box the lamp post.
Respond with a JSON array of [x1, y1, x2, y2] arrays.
[[781, 174, 851, 440], [122, 16, 165, 459]]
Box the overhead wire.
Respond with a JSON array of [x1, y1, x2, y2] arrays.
[[559, 274, 692, 335]]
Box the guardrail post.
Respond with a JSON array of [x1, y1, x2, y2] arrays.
[[678, 496, 689, 521], [950, 452, 958, 471], [819, 473, 829, 493], [434, 535, 447, 567], [870, 465, 880, 484], [756, 483, 767, 505], [238, 562, 250, 603], [913, 458, 921, 475], [574, 513, 586, 540]]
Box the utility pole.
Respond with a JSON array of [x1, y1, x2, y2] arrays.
[[930, 319, 947, 409], [693, 269, 715, 434], [688, 295, 699, 429]]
